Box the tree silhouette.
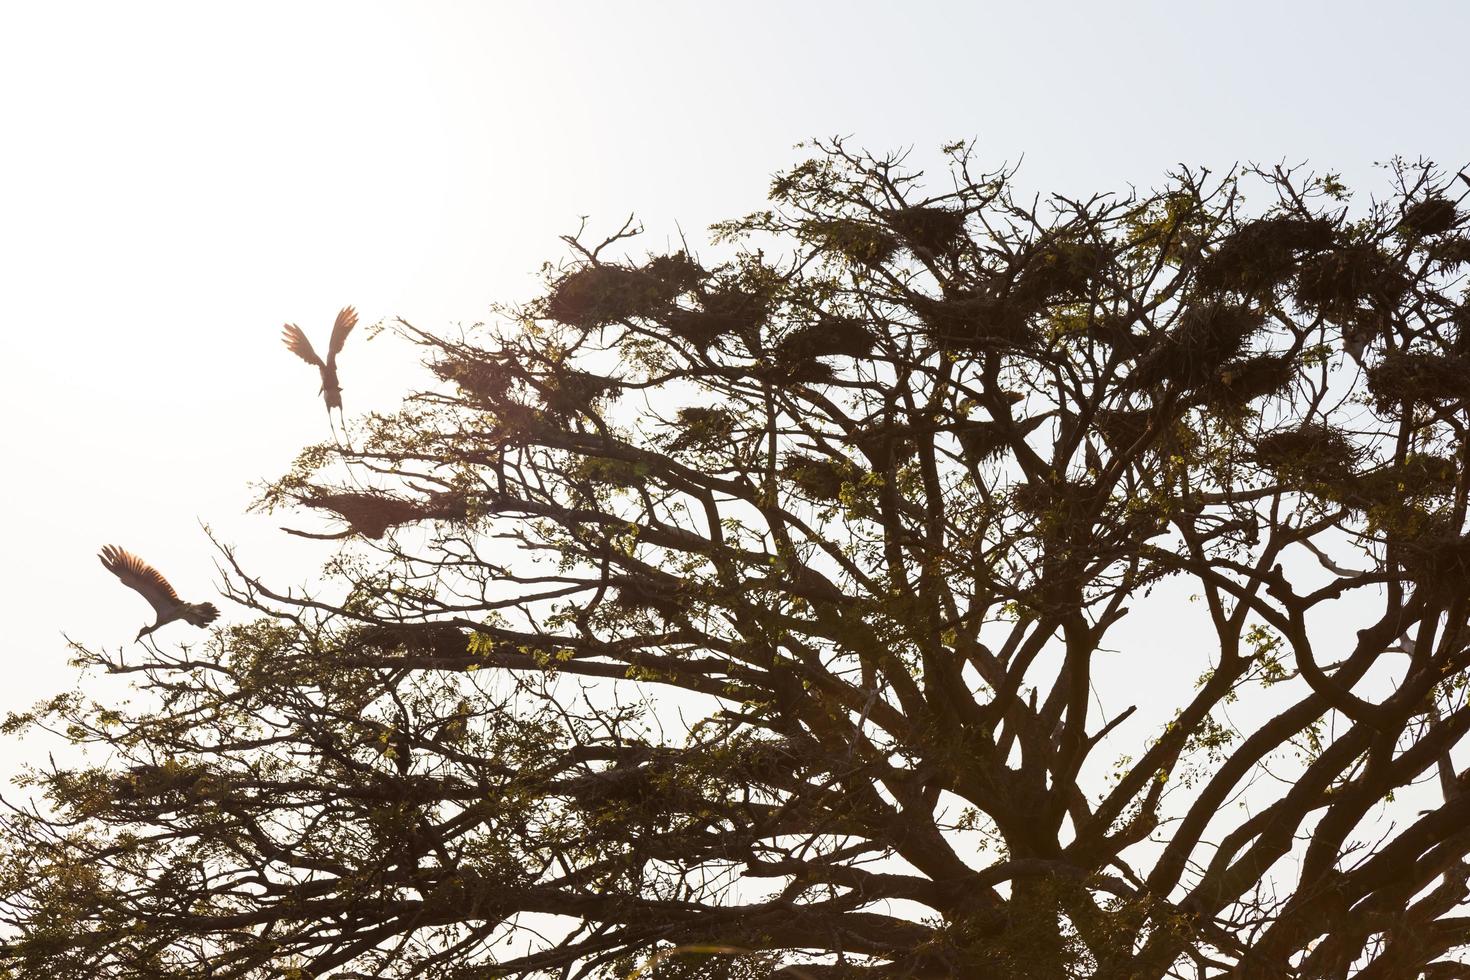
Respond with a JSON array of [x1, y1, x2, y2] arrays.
[[5, 141, 1470, 977]]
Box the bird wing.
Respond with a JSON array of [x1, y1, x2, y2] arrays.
[[99, 545, 180, 618], [327, 306, 358, 361], [282, 324, 324, 367]]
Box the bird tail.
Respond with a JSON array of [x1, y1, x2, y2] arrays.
[[184, 602, 221, 627]]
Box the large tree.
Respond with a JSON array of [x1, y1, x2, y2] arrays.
[[5, 142, 1470, 978]]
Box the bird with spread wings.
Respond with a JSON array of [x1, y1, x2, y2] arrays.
[[282, 306, 358, 413], [98, 545, 220, 641]]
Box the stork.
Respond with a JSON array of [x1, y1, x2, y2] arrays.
[[282, 306, 358, 413], [98, 545, 220, 641]]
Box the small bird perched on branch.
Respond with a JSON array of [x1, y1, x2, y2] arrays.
[[282, 306, 358, 413], [98, 545, 220, 641]]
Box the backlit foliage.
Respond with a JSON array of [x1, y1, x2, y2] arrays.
[[4, 143, 1470, 977]]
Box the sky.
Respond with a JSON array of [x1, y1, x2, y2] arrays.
[[1, 0, 1468, 782]]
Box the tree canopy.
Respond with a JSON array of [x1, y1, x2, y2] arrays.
[[6, 141, 1470, 978]]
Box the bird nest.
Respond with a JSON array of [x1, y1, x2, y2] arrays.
[[1252, 423, 1359, 483], [1093, 408, 1153, 452], [748, 358, 839, 386], [1011, 479, 1091, 524], [545, 253, 703, 328], [848, 427, 918, 466], [572, 454, 647, 489], [785, 453, 861, 501], [352, 623, 468, 656], [110, 763, 215, 803], [666, 407, 737, 453], [1294, 245, 1408, 317], [774, 316, 877, 363], [665, 283, 772, 348], [1397, 197, 1462, 238], [1196, 216, 1337, 295], [433, 357, 510, 404], [912, 290, 1034, 353], [955, 416, 1046, 463], [1367, 351, 1470, 408], [1430, 237, 1470, 270], [609, 578, 688, 619], [541, 370, 618, 416], [884, 205, 968, 256], [1204, 353, 1297, 410], [954, 420, 1012, 462], [1131, 302, 1264, 389], [1012, 238, 1111, 307], [802, 217, 901, 268], [1344, 454, 1458, 513], [300, 491, 465, 539], [1391, 513, 1470, 595]]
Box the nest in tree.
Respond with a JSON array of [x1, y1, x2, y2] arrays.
[[913, 290, 1034, 352], [1345, 454, 1458, 512], [667, 406, 738, 453], [1367, 351, 1470, 407], [665, 308, 732, 348], [1013, 238, 1111, 306], [1093, 408, 1153, 452], [666, 283, 772, 348], [426, 493, 470, 522], [642, 252, 706, 290], [775, 316, 876, 362], [1454, 308, 1470, 357], [354, 623, 468, 656], [111, 763, 213, 802], [1398, 197, 1462, 238], [748, 358, 838, 386], [1429, 237, 1470, 270], [785, 453, 859, 501], [802, 218, 901, 268], [1294, 245, 1408, 316], [433, 358, 510, 404], [955, 416, 1046, 463], [884, 205, 968, 255], [702, 283, 771, 329], [955, 421, 1010, 462], [1011, 480, 1090, 524], [573, 758, 707, 817], [1196, 216, 1337, 295], [609, 578, 687, 619], [1205, 353, 1297, 409], [573, 454, 647, 488], [545, 253, 702, 328], [300, 492, 430, 538], [1087, 313, 1145, 354], [541, 370, 618, 416], [1132, 302, 1265, 389], [487, 401, 540, 440], [849, 427, 918, 466], [1253, 423, 1358, 483], [721, 738, 806, 787], [1394, 514, 1470, 594]]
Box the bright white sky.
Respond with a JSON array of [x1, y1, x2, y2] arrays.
[[1, 0, 1467, 783]]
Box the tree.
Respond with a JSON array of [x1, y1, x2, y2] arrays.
[[4, 141, 1470, 979]]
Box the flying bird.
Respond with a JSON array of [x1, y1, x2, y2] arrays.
[[282, 306, 358, 412], [98, 545, 220, 641]]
